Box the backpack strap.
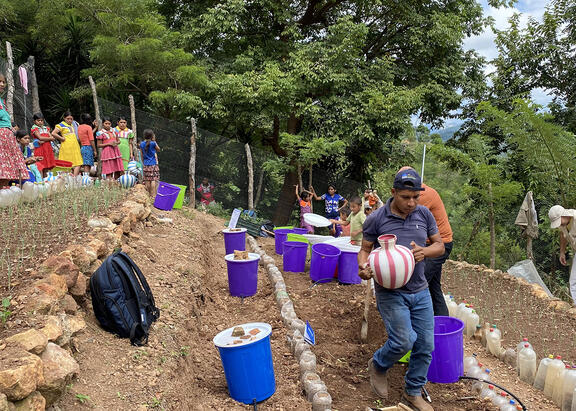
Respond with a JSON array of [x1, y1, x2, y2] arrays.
[[115, 252, 160, 321]]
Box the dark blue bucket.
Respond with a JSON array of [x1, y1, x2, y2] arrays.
[[427, 316, 465, 383], [213, 322, 276, 404], [223, 228, 247, 255], [274, 229, 293, 255], [310, 243, 340, 283], [338, 248, 361, 284]]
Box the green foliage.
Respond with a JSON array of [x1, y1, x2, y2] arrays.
[[0, 297, 11, 324]]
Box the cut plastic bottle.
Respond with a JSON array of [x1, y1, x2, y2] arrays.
[[464, 354, 478, 376], [466, 310, 480, 337], [534, 355, 553, 391], [471, 369, 491, 394], [487, 328, 502, 357], [544, 355, 564, 398], [516, 337, 532, 373], [518, 344, 537, 385], [480, 384, 496, 401], [492, 392, 508, 409], [554, 365, 570, 406], [562, 366, 576, 411], [500, 399, 517, 411]]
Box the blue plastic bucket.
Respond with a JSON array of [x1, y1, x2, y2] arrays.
[[224, 253, 260, 297], [292, 228, 308, 235], [309, 243, 340, 283], [153, 182, 181, 210], [274, 229, 293, 255], [427, 316, 465, 383], [223, 228, 247, 255], [338, 248, 361, 284], [282, 241, 308, 273], [213, 322, 276, 404]]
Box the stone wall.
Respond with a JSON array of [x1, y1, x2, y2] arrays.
[[0, 184, 154, 410]]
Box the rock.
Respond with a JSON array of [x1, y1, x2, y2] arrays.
[[549, 300, 572, 312], [0, 345, 43, 401], [40, 257, 79, 289], [142, 247, 158, 262], [12, 391, 45, 411], [39, 317, 63, 343], [38, 343, 79, 406], [27, 275, 68, 314], [5, 330, 48, 355], [129, 184, 150, 205], [156, 217, 173, 224], [68, 275, 87, 300], [502, 348, 516, 367], [55, 315, 86, 347], [58, 295, 79, 314], [567, 307, 576, 319], [0, 393, 8, 411], [87, 217, 115, 230], [94, 231, 121, 253], [108, 209, 124, 224], [88, 259, 102, 275], [62, 245, 93, 273], [86, 239, 107, 259], [145, 221, 153, 227]]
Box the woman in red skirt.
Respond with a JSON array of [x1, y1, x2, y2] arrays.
[[0, 73, 28, 187], [30, 112, 56, 177]]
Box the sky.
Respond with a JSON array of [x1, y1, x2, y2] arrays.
[[439, 0, 553, 129]]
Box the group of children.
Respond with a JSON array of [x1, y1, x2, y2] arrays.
[[295, 184, 384, 245], [11, 113, 161, 196]]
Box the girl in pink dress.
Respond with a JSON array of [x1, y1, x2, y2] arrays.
[[96, 117, 124, 180]]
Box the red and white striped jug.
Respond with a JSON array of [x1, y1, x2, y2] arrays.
[[369, 234, 415, 289]]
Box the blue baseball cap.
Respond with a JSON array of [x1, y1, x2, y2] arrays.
[[393, 169, 425, 191]]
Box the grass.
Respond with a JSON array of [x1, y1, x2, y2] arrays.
[[0, 183, 125, 297]]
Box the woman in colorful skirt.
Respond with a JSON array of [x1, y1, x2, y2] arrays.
[[96, 117, 124, 180], [114, 116, 134, 171], [52, 111, 83, 176], [0, 73, 29, 187], [30, 112, 56, 177]]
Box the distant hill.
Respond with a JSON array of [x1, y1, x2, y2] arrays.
[[433, 124, 461, 141]]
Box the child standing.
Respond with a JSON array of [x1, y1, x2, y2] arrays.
[[30, 113, 55, 177], [96, 117, 124, 180], [338, 207, 351, 237], [139, 129, 161, 196], [15, 130, 43, 182], [52, 111, 82, 176], [295, 184, 314, 234], [114, 116, 135, 171], [330, 196, 365, 245], [78, 113, 97, 175], [310, 185, 348, 237]]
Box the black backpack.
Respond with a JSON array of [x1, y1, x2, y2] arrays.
[[90, 251, 160, 346]]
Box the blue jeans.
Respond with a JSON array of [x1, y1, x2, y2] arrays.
[[372, 288, 434, 396]]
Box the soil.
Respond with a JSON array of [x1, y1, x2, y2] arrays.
[[36, 208, 568, 410]]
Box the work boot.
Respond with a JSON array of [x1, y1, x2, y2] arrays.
[[400, 391, 434, 411], [367, 359, 388, 398]]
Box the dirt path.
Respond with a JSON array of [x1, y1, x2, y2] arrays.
[[55, 209, 308, 410]]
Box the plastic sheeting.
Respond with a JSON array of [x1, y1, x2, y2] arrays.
[[507, 259, 554, 297]]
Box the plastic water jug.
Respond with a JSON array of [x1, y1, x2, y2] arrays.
[[487, 328, 502, 357], [544, 356, 565, 398], [518, 344, 536, 385], [471, 369, 491, 394], [467, 362, 484, 379], [501, 400, 517, 411], [464, 354, 478, 375], [492, 392, 508, 408], [516, 338, 532, 372], [534, 355, 553, 390], [456, 301, 468, 320], [465, 310, 480, 337], [562, 367, 576, 411], [571, 386, 576, 411], [554, 365, 570, 406], [480, 384, 496, 401], [447, 298, 457, 317]]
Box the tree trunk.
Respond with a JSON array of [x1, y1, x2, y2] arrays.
[[89, 76, 103, 176], [189, 118, 197, 208], [128, 94, 138, 162], [297, 163, 303, 190], [488, 183, 496, 269], [273, 169, 299, 225], [27, 56, 40, 114], [245, 143, 254, 210], [254, 168, 265, 209], [309, 164, 313, 212], [526, 237, 533, 260], [5, 42, 14, 121]]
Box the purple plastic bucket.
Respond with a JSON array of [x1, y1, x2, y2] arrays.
[[309, 243, 340, 283], [225, 253, 260, 297], [427, 316, 465, 383], [223, 228, 247, 255], [292, 228, 308, 235], [338, 249, 361, 284], [274, 229, 293, 255], [153, 182, 181, 210], [283, 241, 308, 273]]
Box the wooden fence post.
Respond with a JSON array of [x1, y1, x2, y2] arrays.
[[27, 56, 40, 114], [89, 76, 103, 176], [5, 42, 14, 121], [245, 143, 254, 210], [128, 94, 138, 163], [189, 118, 197, 208]]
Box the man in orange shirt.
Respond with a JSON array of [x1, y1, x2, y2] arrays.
[[398, 167, 453, 316]]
